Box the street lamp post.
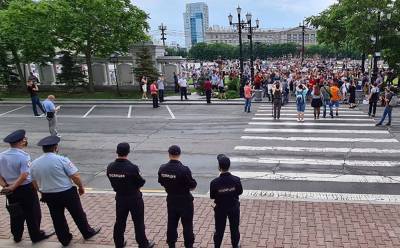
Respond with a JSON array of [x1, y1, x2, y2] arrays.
[[110, 53, 121, 96], [299, 20, 306, 65], [229, 6, 245, 97], [245, 13, 260, 85]]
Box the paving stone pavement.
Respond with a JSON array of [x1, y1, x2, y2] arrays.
[[1, 193, 400, 248]]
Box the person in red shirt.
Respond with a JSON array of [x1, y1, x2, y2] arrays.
[[254, 73, 262, 90], [204, 78, 212, 104], [150, 81, 159, 108], [244, 82, 253, 113]]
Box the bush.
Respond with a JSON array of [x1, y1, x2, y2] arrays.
[[228, 76, 240, 91], [226, 90, 240, 99]]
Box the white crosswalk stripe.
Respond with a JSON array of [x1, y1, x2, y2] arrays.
[[240, 135, 398, 143], [248, 121, 374, 127], [231, 171, 400, 183], [231, 156, 400, 167], [231, 104, 400, 203], [242, 190, 400, 203], [244, 128, 388, 134], [234, 146, 399, 154]]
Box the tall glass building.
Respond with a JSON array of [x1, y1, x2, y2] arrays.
[[184, 2, 209, 48]]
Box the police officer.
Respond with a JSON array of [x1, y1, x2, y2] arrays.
[[0, 130, 54, 243], [158, 145, 197, 248], [106, 143, 155, 248], [30, 136, 101, 246], [210, 154, 243, 248]]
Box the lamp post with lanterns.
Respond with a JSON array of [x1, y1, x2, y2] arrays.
[[228, 7, 245, 97], [245, 12, 260, 85], [229, 7, 259, 97]]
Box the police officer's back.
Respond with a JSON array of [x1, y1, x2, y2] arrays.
[[0, 130, 53, 243], [30, 136, 100, 246], [106, 143, 154, 248], [210, 154, 243, 248], [158, 145, 197, 248]]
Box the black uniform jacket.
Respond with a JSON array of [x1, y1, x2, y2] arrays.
[[158, 160, 197, 202], [107, 158, 145, 198], [210, 172, 243, 209]]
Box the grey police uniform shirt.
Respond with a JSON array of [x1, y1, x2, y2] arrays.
[[30, 153, 78, 193], [0, 148, 32, 185]]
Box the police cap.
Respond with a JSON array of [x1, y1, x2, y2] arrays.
[[3, 129, 26, 143], [168, 145, 181, 156], [37, 136, 60, 146]]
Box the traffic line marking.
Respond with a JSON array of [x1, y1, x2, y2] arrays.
[[82, 105, 96, 118], [234, 146, 399, 154], [257, 110, 367, 116], [0, 105, 26, 117], [166, 105, 176, 119], [249, 121, 374, 127], [231, 171, 400, 183], [127, 105, 133, 118], [230, 156, 400, 167], [240, 135, 398, 143], [254, 117, 375, 122], [244, 128, 388, 134], [242, 190, 400, 204]]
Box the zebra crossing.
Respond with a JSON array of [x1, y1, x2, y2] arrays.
[[231, 103, 400, 203]]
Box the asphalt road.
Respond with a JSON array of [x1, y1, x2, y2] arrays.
[[1, 102, 400, 203]]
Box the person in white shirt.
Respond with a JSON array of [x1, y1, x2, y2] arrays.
[[178, 74, 188, 101]]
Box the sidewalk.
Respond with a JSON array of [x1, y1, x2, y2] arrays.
[[1, 193, 400, 248]]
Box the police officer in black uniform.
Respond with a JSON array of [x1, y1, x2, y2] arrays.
[[0, 130, 54, 243], [158, 145, 197, 248], [106, 143, 155, 248], [210, 154, 243, 248]]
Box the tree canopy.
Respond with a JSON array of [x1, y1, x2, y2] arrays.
[[308, 0, 400, 72], [0, 0, 149, 90]]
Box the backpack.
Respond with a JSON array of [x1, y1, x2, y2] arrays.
[[296, 92, 305, 105], [389, 94, 398, 107]]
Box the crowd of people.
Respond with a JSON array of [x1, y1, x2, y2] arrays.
[[183, 58, 398, 124]]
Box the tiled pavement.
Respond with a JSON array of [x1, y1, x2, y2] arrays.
[[1, 193, 400, 248]]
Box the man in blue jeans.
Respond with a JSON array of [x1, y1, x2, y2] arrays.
[[376, 87, 397, 126], [27, 80, 45, 117]]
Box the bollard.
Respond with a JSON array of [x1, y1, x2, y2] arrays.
[[254, 89, 263, 101]]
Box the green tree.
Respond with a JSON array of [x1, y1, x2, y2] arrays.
[[133, 47, 159, 83], [0, 0, 57, 86], [57, 51, 86, 91], [50, 0, 149, 92]]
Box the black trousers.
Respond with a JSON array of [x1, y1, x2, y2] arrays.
[[42, 187, 95, 246], [159, 89, 165, 102], [6, 183, 44, 242], [213, 204, 240, 248], [152, 94, 159, 108], [114, 195, 149, 248], [205, 90, 212, 103], [167, 200, 194, 247], [369, 101, 377, 116], [180, 87, 188, 100]]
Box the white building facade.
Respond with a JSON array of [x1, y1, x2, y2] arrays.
[[183, 2, 209, 48], [205, 26, 317, 45]]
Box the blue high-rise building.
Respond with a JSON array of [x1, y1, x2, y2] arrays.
[[184, 2, 209, 48]]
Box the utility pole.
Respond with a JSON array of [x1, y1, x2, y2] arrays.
[[159, 23, 167, 47]]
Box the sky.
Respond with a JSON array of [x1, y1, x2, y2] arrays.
[[132, 0, 337, 47]]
